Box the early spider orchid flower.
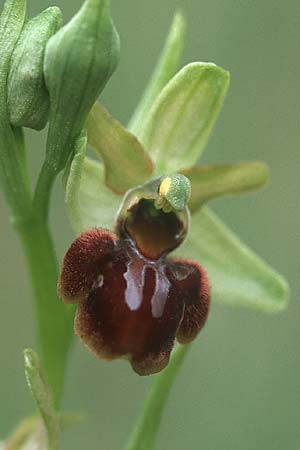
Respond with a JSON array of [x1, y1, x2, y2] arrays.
[[58, 175, 210, 375]]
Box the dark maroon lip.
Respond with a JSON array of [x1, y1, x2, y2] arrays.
[[58, 189, 210, 375]]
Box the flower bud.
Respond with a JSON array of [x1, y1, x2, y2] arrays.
[[7, 7, 62, 130], [43, 0, 120, 174]]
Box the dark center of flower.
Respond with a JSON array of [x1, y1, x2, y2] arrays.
[[123, 199, 186, 259]]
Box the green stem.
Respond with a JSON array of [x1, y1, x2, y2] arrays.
[[125, 345, 190, 450], [15, 216, 74, 406], [33, 160, 58, 221], [0, 0, 73, 409]]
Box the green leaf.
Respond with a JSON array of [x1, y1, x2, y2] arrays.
[[183, 161, 270, 213], [128, 11, 186, 136], [24, 349, 60, 450], [86, 102, 153, 194], [177, 207, 289, 311], [140, 62, 230, 175], [65, 133, 121, 232]]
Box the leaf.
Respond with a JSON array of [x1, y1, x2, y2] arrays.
[[176, 207, 289, 311], [128, 11, 186, 136], [182, 161, 270, 213], [65, 133, 121, 232], [86, 102, 153, 194], [23, 349, 60, 450], [140, 62, 230, 175]]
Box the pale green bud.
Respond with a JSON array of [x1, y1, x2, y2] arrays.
[[7, 7, 62, 130], [43, 0, 120, 174]]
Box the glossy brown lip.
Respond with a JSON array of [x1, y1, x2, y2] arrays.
[[58, 197, 210, 375]]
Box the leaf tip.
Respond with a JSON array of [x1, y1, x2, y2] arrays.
[[172, 9, 186, 34], [272, 273, 290, 312]]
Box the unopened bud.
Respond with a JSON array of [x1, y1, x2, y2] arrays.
[[44, 0, 120, 173], [7, 7, 62, 130]]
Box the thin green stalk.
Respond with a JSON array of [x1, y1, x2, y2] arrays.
[[15, 216, 74, 406], [0, 0, 73, 408], [125, 345, 190, 450], [33, 159, 58, 221]]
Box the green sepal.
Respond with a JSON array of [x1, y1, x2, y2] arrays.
[[24, 349, 60, 450], [7, 7, 62, 130], [64, 132, 120, 232], [43, 0, 120, 175], [129, 11, 186, 136], [140, 62, 230, 175], [87, 102, 153, 194], [182, 161, 270, 213], [177, 207, 289, 312]]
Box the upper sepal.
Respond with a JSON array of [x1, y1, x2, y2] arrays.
[[140, 62, 230, 175]]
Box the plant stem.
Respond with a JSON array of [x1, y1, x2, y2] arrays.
[[33, 160, 58, 221], [125, 345, 190, 450], [15, 216, 74, 406]]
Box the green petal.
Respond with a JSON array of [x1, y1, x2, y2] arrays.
[[86, 102, 153, 194], [128, 11, 186, 136], [183, 161, 270, 213], [65, 133, 121, 232], [24, 349, 60, 450], [176, 207, 289, 312], [140, 62, 230, 175]]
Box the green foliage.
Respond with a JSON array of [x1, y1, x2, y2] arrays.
[[7, 7, 62, 130]]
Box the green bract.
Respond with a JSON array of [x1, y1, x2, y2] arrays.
[[65, 12, 288, 312], [7, 7, 62, 130]]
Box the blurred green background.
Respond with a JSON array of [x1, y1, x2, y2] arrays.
[[1, 0, 299, 449]]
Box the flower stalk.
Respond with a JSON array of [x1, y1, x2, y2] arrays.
[[125, 345, 190, 450]]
